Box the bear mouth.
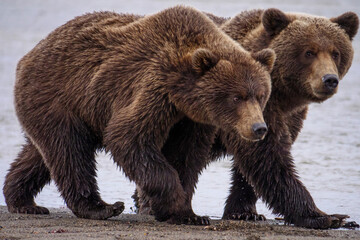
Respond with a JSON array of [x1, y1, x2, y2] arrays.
[[238, 133, 265, 142], [312, 88, 337, 100], [315, 91, 335, 98], [315, 91, 334, 97]]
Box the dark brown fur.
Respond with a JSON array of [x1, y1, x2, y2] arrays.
[[217, 9, 358, 228], [3, 6, 275, 225], [134, 9, 359, 229]]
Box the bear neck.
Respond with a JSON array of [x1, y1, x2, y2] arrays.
[[268, 79, 310, 115]]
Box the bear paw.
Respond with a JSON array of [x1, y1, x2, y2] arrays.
[[293, 214, 349, 229], [10, 205, 50, 215], [223, 212, 266, 221], [167, 214, 211, 225], [73, 201, 124, 220]]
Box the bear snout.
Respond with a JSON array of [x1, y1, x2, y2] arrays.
[[322, 74, 339, 90], [235, 101, 267, 142], [252, 122, 268, 139]]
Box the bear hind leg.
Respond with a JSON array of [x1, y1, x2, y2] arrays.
[[28, 114, 124, 220], [3, 138, 51, 215]]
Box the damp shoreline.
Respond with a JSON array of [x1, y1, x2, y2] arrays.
[[1, 206, 360, 240]]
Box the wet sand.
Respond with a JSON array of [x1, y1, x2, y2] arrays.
[[0, 206, 359, 240]]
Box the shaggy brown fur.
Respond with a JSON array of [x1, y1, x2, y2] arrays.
[[134, 9, 359, 229], [3, 6, 276, 225], [215, 9, 358, 228]]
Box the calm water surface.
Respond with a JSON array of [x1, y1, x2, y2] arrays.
[[0, 0, 359, 224]]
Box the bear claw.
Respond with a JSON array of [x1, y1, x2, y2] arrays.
[[329, 214, 349, 228], [342, 221, 360, 229], [293, 214, 349, 229], [224, 212, 266, 221], [112, 201, 125, 216], [167, 215, 210, 225]]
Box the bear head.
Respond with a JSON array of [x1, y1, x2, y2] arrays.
[[171, 47, 275, 141], [262, 8, 359, 103]]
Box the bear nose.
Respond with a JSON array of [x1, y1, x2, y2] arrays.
[[252, 123, 268, 138], [322, 74, 339, 90]]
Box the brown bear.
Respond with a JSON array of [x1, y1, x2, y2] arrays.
[[3, 6, 276, 225], [134, 9, 359, 229], [215, 9, 359, 229]]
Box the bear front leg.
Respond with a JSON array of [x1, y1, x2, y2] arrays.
[[211, 131, 264, 221], [231, 131, 348, 229], [161, 118, 215, 225], [133, 118, 215, 225], [105, 112, 210, 225], [107, 139, 187, 223], [222, 167, 265, 221], [132, 118, 215, 224], [3, 138, 51, 215]]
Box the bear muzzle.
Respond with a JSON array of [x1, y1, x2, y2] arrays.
[[252, 122, 268, 139], [235, 101, 268, 142], [322, 74, 339, 91], [311, 73, 339, 100], [237, 121, 268, 142]]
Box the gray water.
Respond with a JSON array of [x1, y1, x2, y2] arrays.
[[0, 0, 359, 224]]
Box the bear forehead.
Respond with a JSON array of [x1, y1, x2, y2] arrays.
[[287, 12, 327, 20], [288, 17, 345, 36], [281, 18, 349, 46], [216, 57, 263, 75], [209, 59, 269, 90]]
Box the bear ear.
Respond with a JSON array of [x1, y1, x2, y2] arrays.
[[262, 8, 291, 36], [252, 48, 276, 72], [330, 12, 359, 41], [192, 48, 220, 75]]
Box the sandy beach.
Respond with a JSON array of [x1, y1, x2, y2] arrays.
[[1, 206, 360, 240]]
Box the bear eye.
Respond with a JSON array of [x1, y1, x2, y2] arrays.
[[233, 96, 242, 103], [305, 50, 316, 58], [332, 51, 340, 60]]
